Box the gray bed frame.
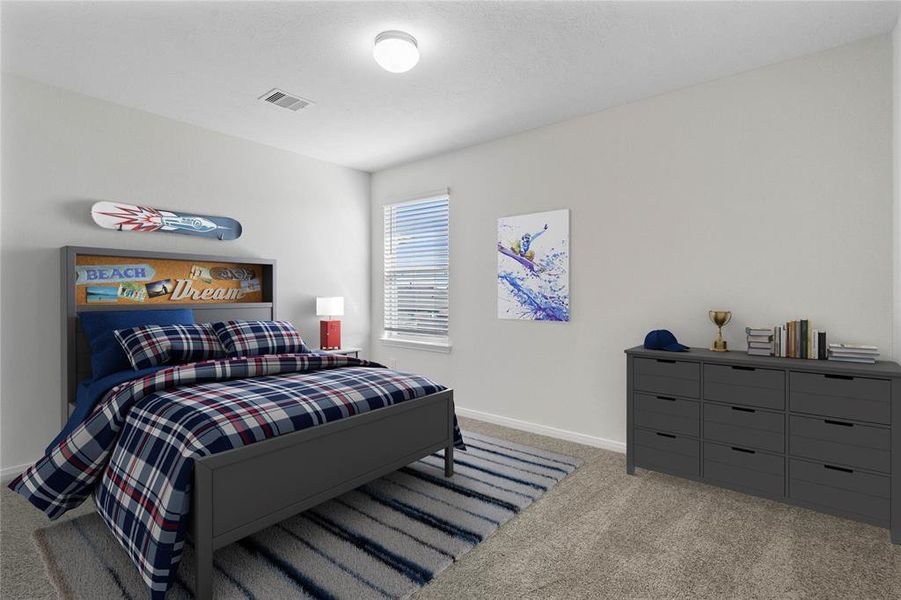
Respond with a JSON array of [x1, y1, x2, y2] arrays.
[[62, 246, 455, 600]]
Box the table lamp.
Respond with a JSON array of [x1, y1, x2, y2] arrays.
[[316, 296, 344, 350]]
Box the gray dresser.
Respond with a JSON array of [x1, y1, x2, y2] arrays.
[[625, 346, 901, 543]]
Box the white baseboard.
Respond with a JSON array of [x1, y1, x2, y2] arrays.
[[455, 406, 626, 454], [0, 462, 30, 484]]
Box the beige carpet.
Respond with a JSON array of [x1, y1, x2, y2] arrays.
[[4, 416, 901, 599], [29, 431, 580, 599]]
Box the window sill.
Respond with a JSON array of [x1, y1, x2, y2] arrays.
[[380, 336, 453, 353]]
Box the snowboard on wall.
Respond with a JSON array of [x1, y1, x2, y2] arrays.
[[497, 242, 545, 273], [91, 202, 242, 240]]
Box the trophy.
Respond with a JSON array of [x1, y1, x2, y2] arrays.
[[709, 310, 732, 352]]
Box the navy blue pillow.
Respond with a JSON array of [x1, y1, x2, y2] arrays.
[[79, 309, 195, 379]]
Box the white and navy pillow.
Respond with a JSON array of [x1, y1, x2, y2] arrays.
[[210, 320, 309, 357], [114, 323, 226, 370]]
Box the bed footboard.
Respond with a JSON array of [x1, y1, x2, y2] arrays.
[[191, 389, 455, 600]]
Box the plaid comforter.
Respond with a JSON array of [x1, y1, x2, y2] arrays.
[[10, 354, 462, 598]]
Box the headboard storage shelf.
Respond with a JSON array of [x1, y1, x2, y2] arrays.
[[76, 302, 275, 312], [62, 246, 277, 424]]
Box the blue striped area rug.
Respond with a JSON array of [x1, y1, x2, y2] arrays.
[[34, 431, 581, 600]]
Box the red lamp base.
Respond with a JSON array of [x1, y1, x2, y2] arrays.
[[320, 320, 341, 350]]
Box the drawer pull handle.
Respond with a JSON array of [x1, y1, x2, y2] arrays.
[[731, 446, 756, 454], [824, 464, 854, 474], [656, 432, 677, 439], [656, 359, 676, 364], [731, 366, 756, 371], [824, 419, 854, 428], [656, 395, 677, 402], [731, 406, 756, 413], [824, 374, 853, 381]]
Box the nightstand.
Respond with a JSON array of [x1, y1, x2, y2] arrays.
[[316, 347, 361, 358]]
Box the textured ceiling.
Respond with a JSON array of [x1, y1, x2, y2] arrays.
[[3, 1, 900, 172]]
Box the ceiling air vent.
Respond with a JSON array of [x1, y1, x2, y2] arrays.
[[259, 88, 313, 112]]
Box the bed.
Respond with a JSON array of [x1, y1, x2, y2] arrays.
[[12, 246, 459, 600]]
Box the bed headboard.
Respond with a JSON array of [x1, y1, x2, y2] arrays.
[[61, 246, 277, 425]]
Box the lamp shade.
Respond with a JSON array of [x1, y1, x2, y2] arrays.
[[316, 296, 345, 317]]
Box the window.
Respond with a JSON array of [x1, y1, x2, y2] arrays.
[[383, 191, 450, 349]]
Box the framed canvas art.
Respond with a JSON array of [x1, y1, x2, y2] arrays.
[[497, 208, 570, 321]]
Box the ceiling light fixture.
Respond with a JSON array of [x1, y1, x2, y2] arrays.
[[373, 30, 419, 74]]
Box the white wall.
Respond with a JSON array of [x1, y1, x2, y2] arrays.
[[894, 18, 901, 365], [0, 74, 371, 471], [371, 36, 893, 449]]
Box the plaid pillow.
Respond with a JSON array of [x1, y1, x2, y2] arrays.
[[210, 320, 310, 357], [114, 323, 226, 370]]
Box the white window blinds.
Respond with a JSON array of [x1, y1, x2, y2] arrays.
[[383, 192, 449, 343]]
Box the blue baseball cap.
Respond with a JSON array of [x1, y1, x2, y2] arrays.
[[644, 330, 689, 352]]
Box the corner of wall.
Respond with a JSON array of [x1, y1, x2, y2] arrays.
[[893, 16, 901, 363]]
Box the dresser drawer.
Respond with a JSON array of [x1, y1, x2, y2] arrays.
[[704, 364, 785, 410], [634, 393, 699, 437], [634, 358, 699, 398], [703, 403, 784, 453], [703, 442, 784, 497], [789, 372, 890, 424], [789, 458, 889, 524], [634, 428, 699, 477], [789, 415, 890, 473]]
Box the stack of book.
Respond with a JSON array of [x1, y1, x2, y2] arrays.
[[773, 320, 826, 359], [828, 344, 879, 364], [746, 327, 773, 356]]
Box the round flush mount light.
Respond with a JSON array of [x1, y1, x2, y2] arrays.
[[373, 30, 419, 73]]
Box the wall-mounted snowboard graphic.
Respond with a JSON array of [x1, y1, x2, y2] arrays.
[[91, 202, 242, 240]]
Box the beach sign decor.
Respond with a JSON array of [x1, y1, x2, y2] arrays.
[[497, 209, 570, 322], [75, 264, 155, 284], [117, 282, 147, 302], [74, 255, 263, 306]]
